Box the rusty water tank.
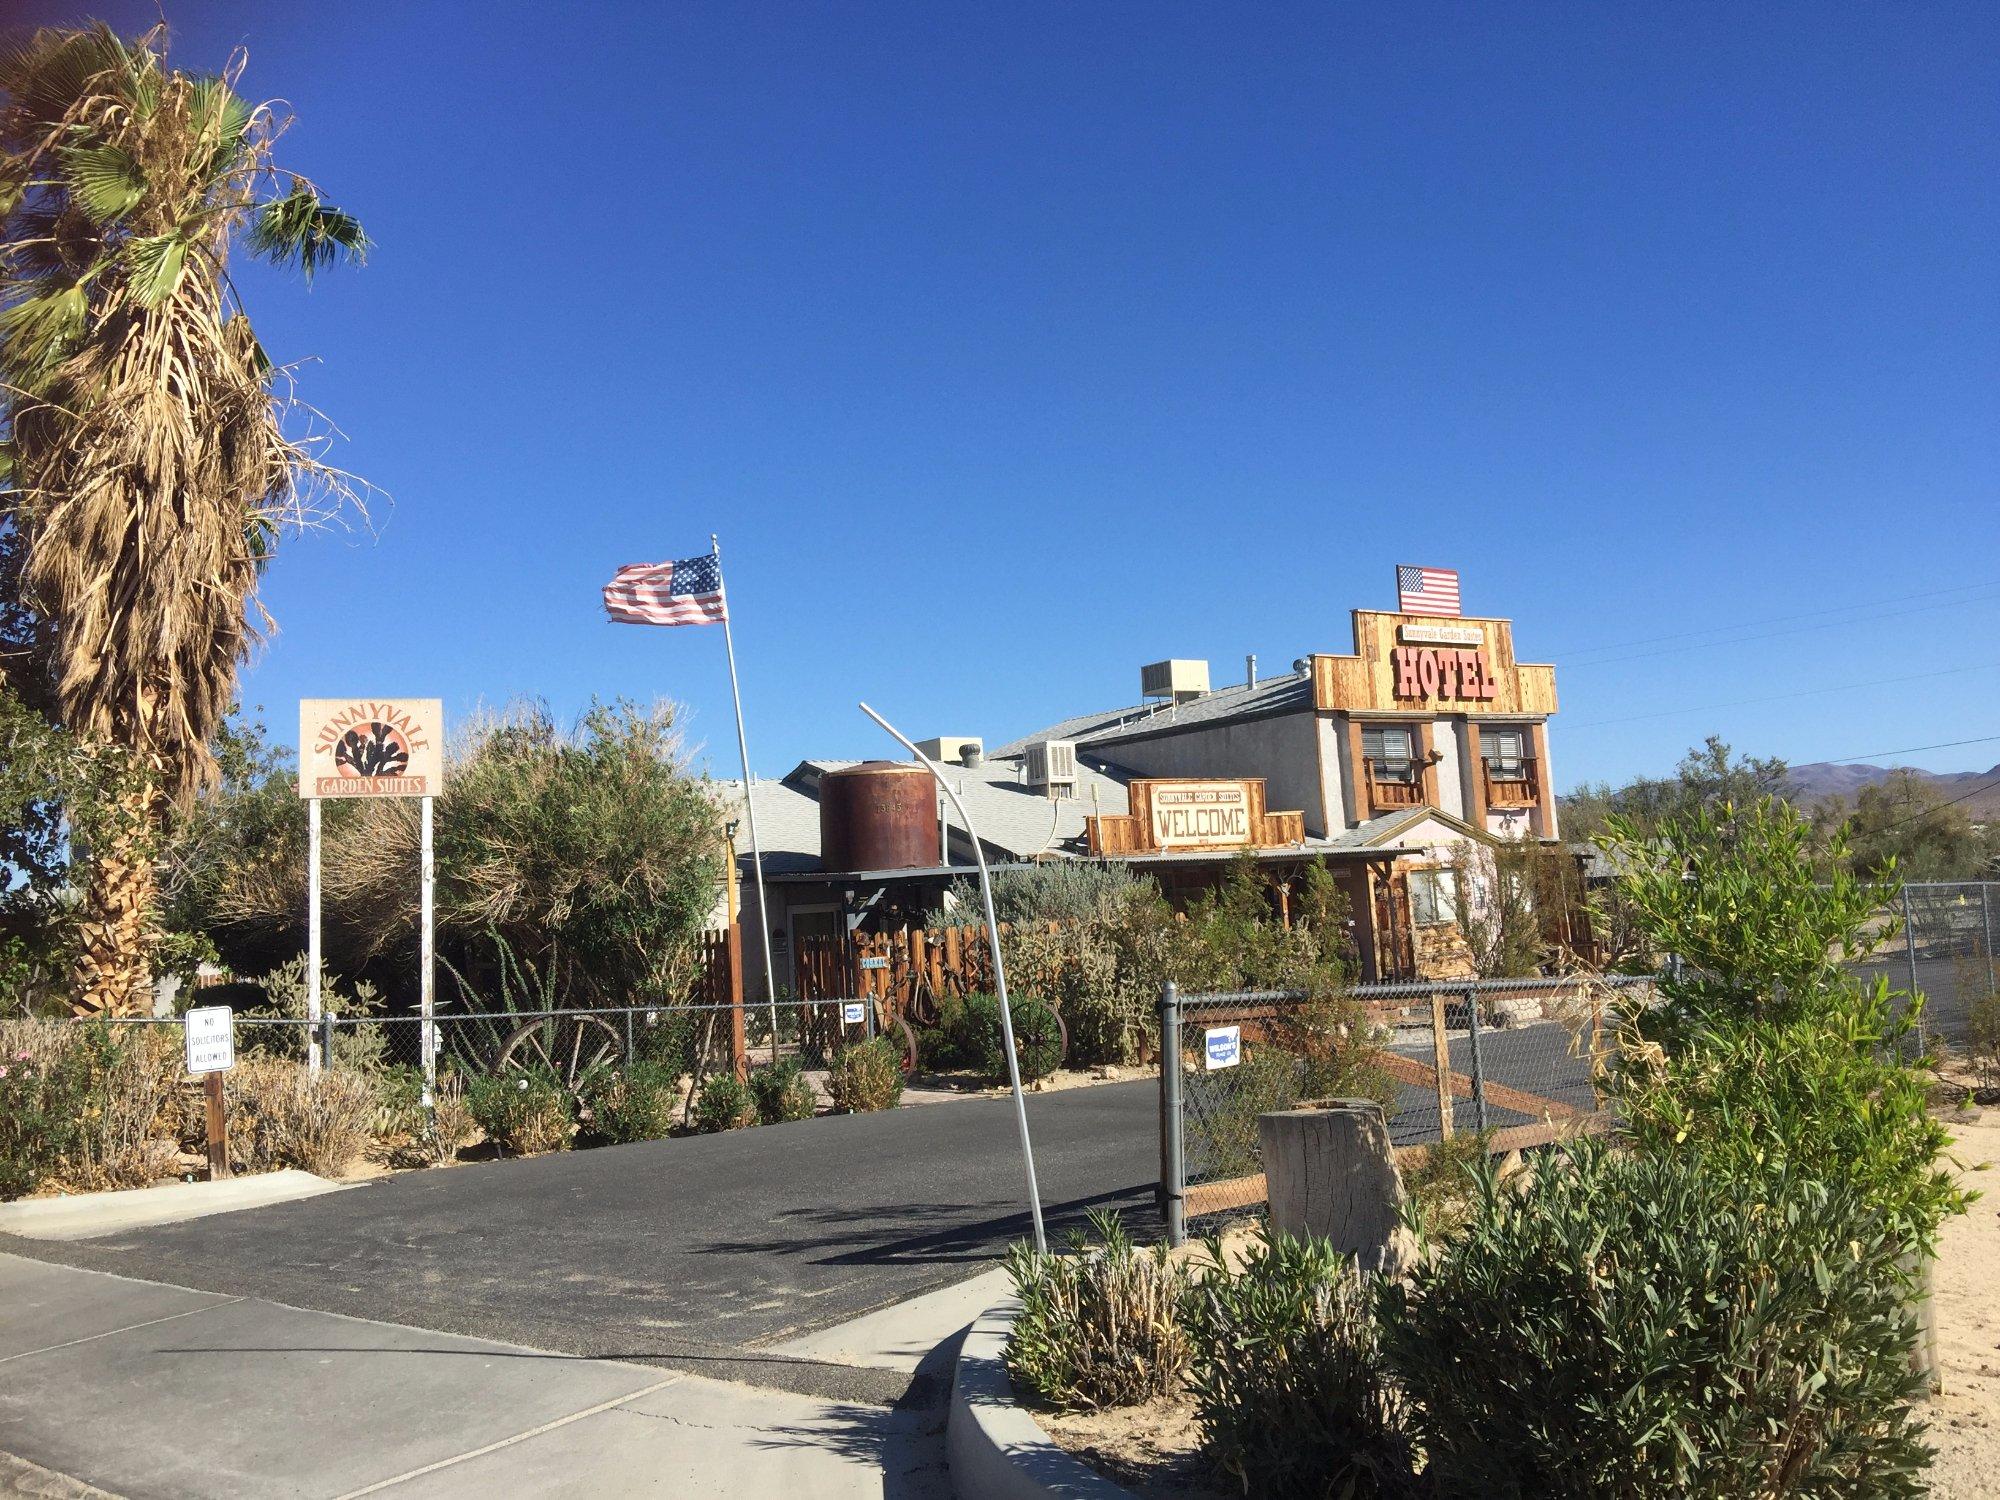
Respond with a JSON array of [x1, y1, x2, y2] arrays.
[[820, 761, 938, 872]]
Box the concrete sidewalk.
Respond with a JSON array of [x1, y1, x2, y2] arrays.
[[0, 1254, 950, 1499]]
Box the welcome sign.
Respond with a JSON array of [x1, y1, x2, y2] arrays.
[[1148, 780, 1254, 849], [298, 698, 444, 798]]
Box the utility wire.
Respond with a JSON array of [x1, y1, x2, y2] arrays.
[[1561, 589, 2000, 670], [1550, 579, 1998, 662], [1565, 661, 2000, 731], [1823, 733, 2000, 765]]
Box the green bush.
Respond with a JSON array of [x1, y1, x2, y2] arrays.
[[962, 991, 1064, 1082], [467, 1066, 574, 1154], [1381, 1142, 1931, 1500], [1184, 1227, 1413, 1499], [1004, 1210, 1191, 1410], [589, 1061, 684, 1143], [748, 1059, 815, 1125], [917, 992, 978, 1070], [827, 1037, 904, 1112], [692, 1071, 756, 1132], [0, 1026, 88, 1198], [632, 1007, 698, 1080], [1401, 1129, 1494, 1244], [376, 1065, 477, 1166]]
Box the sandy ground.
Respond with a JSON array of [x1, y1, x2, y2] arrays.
[[1044, 1122, 2000, 1496], [1926, 1113, 2000, 1494]]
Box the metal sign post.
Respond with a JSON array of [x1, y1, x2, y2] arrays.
[[307, 797, 323, 1074], [861, 701, 1047, 1254]]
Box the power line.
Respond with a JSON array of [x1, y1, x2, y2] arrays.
[[1855, 769, 2000, 835], [1823, 733, 2000, 766], [1564, 661, 2000, 731], [1561, 589, 2000, 670], [1550, 579, 1999, 662]]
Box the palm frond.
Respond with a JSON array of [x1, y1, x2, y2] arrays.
[[187, 76, 253, 181], [247, 185, 368, 282], [57, 144, 147, 224], [0, 24, 135, 133], [120, 232, 187, 307], [0, 282, 88, 384]]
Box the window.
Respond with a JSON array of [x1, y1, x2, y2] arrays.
[[1362, 724, 1417, 783], [1482, 727, 1529, 781], [1408, 868, 1458, 927]]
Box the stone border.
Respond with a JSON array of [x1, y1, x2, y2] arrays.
[[947, 1295, 1136, 1500]]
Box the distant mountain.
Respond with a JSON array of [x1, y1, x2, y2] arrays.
[[1784, 762, 2000, 819]]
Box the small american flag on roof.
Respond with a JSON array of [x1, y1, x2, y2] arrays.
[[604, 553, 727, 626], [1396, 565, 1462, 618]]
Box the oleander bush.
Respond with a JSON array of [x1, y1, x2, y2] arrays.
[[223, 1058, 376, 1176], [748, 1058, 815, 1125], [590, 1060, 685, 1143], [467, 1065, 574, 1154], [826, 1036, 904, 1113], [1004, 1210, 1192, 1410], [0, 1021, 89, 1198], [1382, 1142, 1932, 1500], [376, 1064, 477, 1165], [1184, 1227, 1414, 1500], [692, 1071, 756, 1132]]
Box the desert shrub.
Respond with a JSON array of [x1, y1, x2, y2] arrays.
[[1004, 1209, 1191, 1410], [1184, 1227, 1414, 1499], [63, 1021, 185, 1189], [467, 1066, 574, 1154], [237, 955, 390, 1076], [961, 991, 1064, 1082], [0, 1021, 89, 1198], [632, 1006, 699, 1080], [827, 1037, 905, 1112], [1400, 1129, 1494, 1244], [224, 1058, 376, 1176], [748, 1059, 815, 1125], [917, 992, 978, 1070], [1381, 1142, 1931, 1500], [590, 1061, 685, 1143], [375, 1064, 478, 1166], [1964, 970, 2000, 1090], [692, 1071, 756, 1132]]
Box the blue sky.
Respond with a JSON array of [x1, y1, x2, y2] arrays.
[[22, 2, 1999, 788]]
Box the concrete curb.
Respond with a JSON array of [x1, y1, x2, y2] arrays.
[[0, 1170, 350, 1241], [946, 1296, 1135, 1500]]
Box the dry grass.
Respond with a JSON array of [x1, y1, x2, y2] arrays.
[[224, 1058, 374, 1176]]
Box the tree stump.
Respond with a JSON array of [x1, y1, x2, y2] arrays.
[[1260, 1100, 1408, 1273]]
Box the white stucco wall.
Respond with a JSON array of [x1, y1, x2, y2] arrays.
[[1095, 710, 1329, 836], [1318, 715, 1353, 832], [1432, 720, 1466, 820]]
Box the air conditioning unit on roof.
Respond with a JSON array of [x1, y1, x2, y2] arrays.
[[1025, 739, 1078, 799], [1141, 659, 1209, 703]]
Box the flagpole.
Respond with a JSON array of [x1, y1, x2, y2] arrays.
[[713, 536, 782, 1063]]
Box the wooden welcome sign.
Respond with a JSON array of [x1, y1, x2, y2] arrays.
[[1086, 778, 1306, 857]]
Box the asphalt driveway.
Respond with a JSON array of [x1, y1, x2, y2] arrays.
[[0, 1081, 1159, 1403]]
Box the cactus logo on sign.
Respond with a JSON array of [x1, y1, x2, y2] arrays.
[[299, 699, 444, 798]]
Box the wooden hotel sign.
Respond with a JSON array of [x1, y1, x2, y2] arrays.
[[1087, 778, 1306, 857], [1315, 612, 1557, 716]]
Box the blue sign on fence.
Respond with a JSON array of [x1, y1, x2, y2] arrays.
[[1204, 1025, 1241, 1071]]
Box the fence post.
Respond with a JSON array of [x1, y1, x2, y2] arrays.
[[1903, 884, 1925, 1056], [624, 1008, 635, 1068], [1428, 991, 1455, 1140], [321, 1010, 336, 1075], [1465, 986, 1489, 1134], [728, 920, 748, 1083], [1158, 981, 1186, 1248]]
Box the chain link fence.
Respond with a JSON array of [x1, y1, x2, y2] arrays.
[[1157, 975, 1659, 1244], [1843, 882, 1999, 1056]]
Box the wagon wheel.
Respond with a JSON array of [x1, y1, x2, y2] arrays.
[[877, 1014, 919, 1076], [495, 1013, 624, 1093], [1010, 1002, 1068, 1077]]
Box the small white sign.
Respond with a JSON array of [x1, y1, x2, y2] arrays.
[[1398, 622, 1483, 646], [1204, 1025, 1242, 1071], [184, 1006, 235, 1075], [842, 1002, 868, 1025], [858, 956, 890, 972]]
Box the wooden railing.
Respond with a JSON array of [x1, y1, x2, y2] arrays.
[[1366, 768, 1425, 810], [1481, 759, 1540, 809]]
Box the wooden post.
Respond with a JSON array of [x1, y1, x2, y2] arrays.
[[204, 1072, 230, 1181], [727, 920, 748, 1083], [1260, 1101, 1407, 1273], [1429, 992, 1456, 1139]]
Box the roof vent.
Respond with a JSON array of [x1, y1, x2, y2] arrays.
[[1141, 659, 1209, 704], [1025, 739, 1078, 799], [914, 736, 982, 766]]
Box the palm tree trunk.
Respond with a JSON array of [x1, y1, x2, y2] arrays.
[[71, 791, 157, 1017]]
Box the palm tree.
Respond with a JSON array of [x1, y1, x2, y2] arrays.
[[0, 24, 366, 1014]]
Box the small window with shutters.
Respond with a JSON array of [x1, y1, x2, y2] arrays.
[[1482, 727, 1529, 781], [1362, 725, 1417, 783]]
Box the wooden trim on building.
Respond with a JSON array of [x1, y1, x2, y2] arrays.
[[1464, 720, 1487, 825]]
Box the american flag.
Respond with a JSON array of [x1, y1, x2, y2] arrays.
[[1396, 565, 1462, 618], [603, 553, 727, 626]]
